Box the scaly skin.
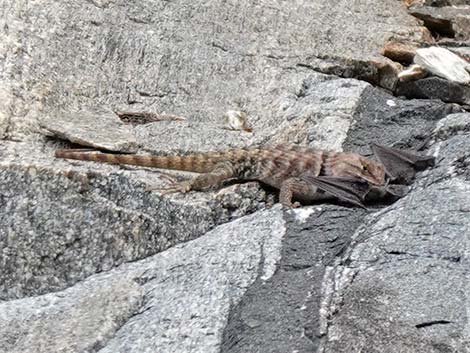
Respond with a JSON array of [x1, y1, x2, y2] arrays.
[[55, 145, 386, 207]]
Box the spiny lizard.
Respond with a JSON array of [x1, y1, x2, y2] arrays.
[[55, 145, 386, 208]]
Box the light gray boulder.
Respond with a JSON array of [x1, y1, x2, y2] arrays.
[[0, 207, 286, 353]]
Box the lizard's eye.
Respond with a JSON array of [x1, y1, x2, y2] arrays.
[[362, 165, 368, 172]]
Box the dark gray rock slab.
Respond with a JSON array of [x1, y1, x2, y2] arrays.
[[433, 112, 470, 140], [344, 85, 456, 154], [323, 178, 470, 353], [396, 76, 470, 106], [221, 205, 368, 353], [321, 115, 470, 352]]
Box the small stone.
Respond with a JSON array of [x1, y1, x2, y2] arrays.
[[382, 42, 417, 64], [223, 110, 253, 132], [414, 47, 470, 85], [369, 58, 402, 91], [40, 108, 140, 153], [404, 0, 425, 7]]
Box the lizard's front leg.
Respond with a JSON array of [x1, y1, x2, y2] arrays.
[[153, 161, 236, 195], [279, 177, 318, 208]]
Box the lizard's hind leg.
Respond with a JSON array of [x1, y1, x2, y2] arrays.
[[149, 161, 237, 195]]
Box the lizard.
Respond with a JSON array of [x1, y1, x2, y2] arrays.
[[55, 144, 433, 208]]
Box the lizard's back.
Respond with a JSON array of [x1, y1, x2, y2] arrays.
[[55, 145, 325, 188]]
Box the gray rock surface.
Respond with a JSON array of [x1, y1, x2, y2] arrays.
[[35, 74, 380, 154], [1, 0, 428, 142], [0, 207, 286, 353], [433, 112, 470, 139], [0, 140, 270, 299], [2, 0, 470, 352], [409, 4, 470, 39]]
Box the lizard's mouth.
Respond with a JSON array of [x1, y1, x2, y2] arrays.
[[366, 176, 387, 187]]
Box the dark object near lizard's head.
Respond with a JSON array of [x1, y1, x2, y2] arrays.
[[317, 143, 436, 209], [370, 143, 435, 185]]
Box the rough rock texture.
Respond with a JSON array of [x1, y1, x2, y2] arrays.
[[1, 80, 454, 302], [41, 74, 374, 154], [0, 139, 271, 299], [396, 76, 470, 105], [2, 0, 429, 142], [322, 115, 470, 353], [409, 4, 470, 39], [2, 0, 470, 352], [5, 110, 468, 352], [39, 108, 140, 153], [0, 207, 286, 353]]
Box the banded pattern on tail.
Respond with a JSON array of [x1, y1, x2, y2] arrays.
[[55, 149, 254, 173]]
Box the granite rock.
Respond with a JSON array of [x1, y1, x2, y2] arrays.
[[0, 207, 286, 353], [1, 0, 470, 352], [1, 0, 429, 142]]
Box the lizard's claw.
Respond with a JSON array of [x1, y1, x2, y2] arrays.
[[281, 201, 302, 208]]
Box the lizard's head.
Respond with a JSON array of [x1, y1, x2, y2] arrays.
[[334, 154, 386, 186]]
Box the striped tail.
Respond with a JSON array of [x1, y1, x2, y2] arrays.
[[54, 149, 222, 173]]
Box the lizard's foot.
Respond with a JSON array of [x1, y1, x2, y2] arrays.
[[146, 181, 192, 195], [281, 201, 302, 208]]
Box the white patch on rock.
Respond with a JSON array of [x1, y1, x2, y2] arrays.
[[386, 99, 396, 107], [293, 206, 321, 224]]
